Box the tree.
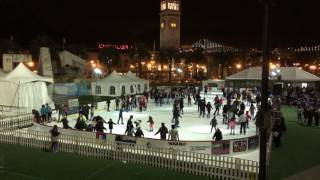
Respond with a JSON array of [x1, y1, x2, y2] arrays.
[[181, 48, 206, 81], [159, 48, 180, 83], [98, 47, 120, 74], [129, 43, 151, 78], [212, 51, 234, 79]]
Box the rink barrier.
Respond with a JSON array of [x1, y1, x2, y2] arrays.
[[0, 113, 33, 131], [0, 129, 259, 180], [31, 123, 260, 156]]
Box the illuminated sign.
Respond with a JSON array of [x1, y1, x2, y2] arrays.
[[98, 43, 131, 50]]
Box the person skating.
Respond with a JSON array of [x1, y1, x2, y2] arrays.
[[117, 107, 124, 124], [106, 99, 111, 111], [212, 128, 222, 141], [249, 104, 256, 119], [229, 116, 236, 135], [238, 111, 247, 135], [108, 118, 116, 134], [154, 123, 169, 140], [135, 127, 144, 138], [206, 102, 213, 118], [134, 120, 142, 130], [147, 116, 155, 132], [245, 111, 251, 128], [115, 97, 120, 111], [168, 125, 179, 141], [124, 123, 134, 136], [210, 116, 217, 133]]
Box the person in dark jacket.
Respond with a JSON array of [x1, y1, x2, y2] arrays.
[[108, 118, 116, 134], [212, 128, 222, 141], [135, 127, 144, 138], [154, 123, 168, 140]]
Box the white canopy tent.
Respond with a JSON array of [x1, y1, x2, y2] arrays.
[[0, 63, 54, 111], [125, 71, 149, 93], [225, 67, 320, 88], [0, 69, 7, 78], [226, 67, 320, 81], [92, 71, 150, 97]]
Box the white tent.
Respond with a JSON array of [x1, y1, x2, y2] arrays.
[[92, 71, 150, 97], [226, 67, 320, 82], [0, 69, 7, 78], [125, 71, 149, 93], [0, 63, 54, 111]]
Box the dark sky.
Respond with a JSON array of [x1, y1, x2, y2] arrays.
[[0, 0, 319, 49]]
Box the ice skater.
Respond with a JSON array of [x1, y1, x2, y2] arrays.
[[117, 107, 124, 124], [210, 116, 217, 133], [147, 116, 154, 132], [206, 102, 213, 118], [108, 118, 116, 134], [229, 116, 236, 135]]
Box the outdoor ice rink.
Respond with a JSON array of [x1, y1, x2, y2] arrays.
[[50, 91, 260, 161]]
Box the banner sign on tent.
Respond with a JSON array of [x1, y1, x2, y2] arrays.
[[212, 140, 230, 155], [233, 139, 248, 153]]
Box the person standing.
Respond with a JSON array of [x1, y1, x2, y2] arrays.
[[108, 118, 116, 134], [249, 104, 256, 119], [229, 116, 236, 135], [115, 97, 120, 111], [206, 102, 213, 118], [239, 111, 247, 135], [90, 105, 95, 121], [179, 97, 184, 115], [212, 128, 222, 141], [124, 123, 134, 136], [147, 116, 155, 132], [40, 105, 47, 123], [210, 116, 217, 133], [117, 107, 124, 124], [106, 99, 111, 111], [168, 125, 179, 141], [50, 125, 60, 153], [154, 123, 169, 140], [187, 93, 192, 107], [46, 103, 52, 123]]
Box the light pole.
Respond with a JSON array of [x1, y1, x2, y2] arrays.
[[259, 0, 273, 180]]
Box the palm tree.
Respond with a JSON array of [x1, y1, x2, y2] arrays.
[[159, 48, 180, 83], [212, 51, 234, 79], [98, 47, 120, 74], [129, 43, 151, 78]]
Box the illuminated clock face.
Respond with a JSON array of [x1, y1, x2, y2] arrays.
[[168, 2, 179, 11], [161, 2, 166, 11]]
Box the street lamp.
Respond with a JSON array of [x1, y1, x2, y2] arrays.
[[236, 64, 242, 69]]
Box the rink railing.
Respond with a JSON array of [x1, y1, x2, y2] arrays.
[[0, 129, 259, 180], [0, 113, 33, 131]]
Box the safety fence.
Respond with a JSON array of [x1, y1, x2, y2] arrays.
[[0, 113, 33, 131], [0, 129, 259, 180]]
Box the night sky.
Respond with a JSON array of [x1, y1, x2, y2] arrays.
[[0, 0, 319, 49]]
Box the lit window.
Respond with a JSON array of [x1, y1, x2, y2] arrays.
[[95, 85, 101, 94], [161, 2, 167, 11], [161, 22, 165, 29], [110, 86, 116, 95], [171, 22, 177, 28]]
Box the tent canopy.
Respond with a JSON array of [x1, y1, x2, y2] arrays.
[[2, 63, 53, 83], [97, 70, 133, 84], [226, 67, 320, 82], [0, 63, 54, 110]]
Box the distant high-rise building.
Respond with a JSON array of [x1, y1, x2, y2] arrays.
[[160, 0, 181, 50]]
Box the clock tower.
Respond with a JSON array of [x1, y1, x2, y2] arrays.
[[160, 0, 181, 50]]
